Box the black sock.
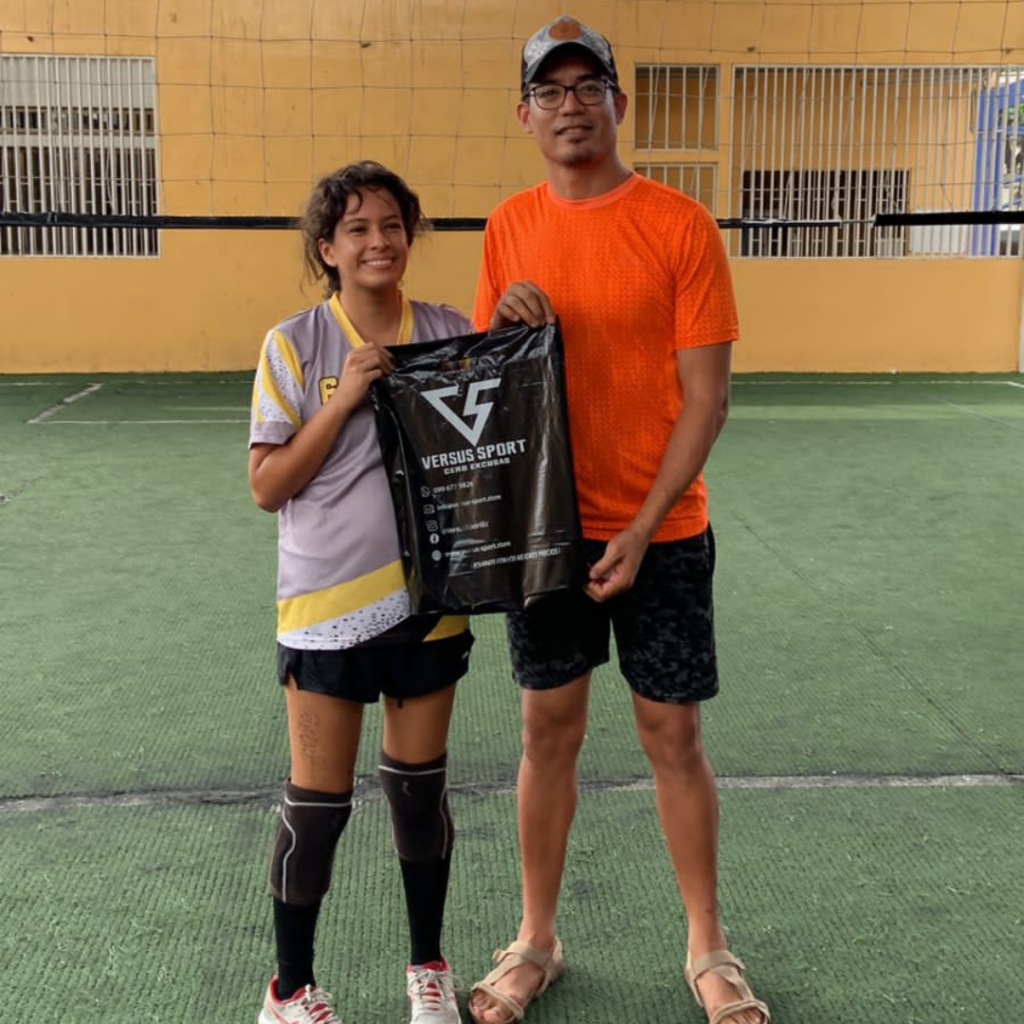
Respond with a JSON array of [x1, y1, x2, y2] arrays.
[[399, 855, 451, 966], [273, 897, 322, 999]]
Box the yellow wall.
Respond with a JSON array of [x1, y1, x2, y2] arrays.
[[0, 232, 1015, 373], [0, 230, 478, 373], [2, 0, 1023, 373], [731, 260, 1021, 371]]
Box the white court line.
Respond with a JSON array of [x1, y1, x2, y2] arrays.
[[926, 396, 1024, 433], [7, 379, 1018, 387], [26, 383, 103, 424], [675, 772, 1021, 791], [88, 379, 249, 386], [1, 772, 1020, 814], [7, 378, 1017, 388], [8, 378, 1015, 389], [1, 379, 248, 387], [38, 418, 248, 425], [733, 379, 1023, 387]]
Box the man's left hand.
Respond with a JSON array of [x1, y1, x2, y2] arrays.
[[584, 528, 648, 603]]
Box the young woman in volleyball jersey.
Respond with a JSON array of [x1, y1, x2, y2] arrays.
[[248, 162, 470, 1024]]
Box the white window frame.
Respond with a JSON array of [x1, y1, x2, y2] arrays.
[[634, 64, 718, 152], [729, 64, 1022, 259], [635, 161, 719, 213], [0, 54, 159, 257]]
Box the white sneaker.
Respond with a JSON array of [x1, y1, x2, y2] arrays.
[[257, 977, 344, 1024], [407, 960, 462, 1024]]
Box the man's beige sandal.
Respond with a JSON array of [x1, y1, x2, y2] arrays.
[[684, 950, 770, 1024], [468, 938, 564, 1024]]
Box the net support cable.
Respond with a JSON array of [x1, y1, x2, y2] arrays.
[[0, 212, 1019, 232]]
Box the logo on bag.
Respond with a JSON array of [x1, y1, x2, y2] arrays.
[[421, 379, 501, 445]]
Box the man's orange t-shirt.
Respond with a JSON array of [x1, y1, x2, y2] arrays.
[[473, 173, 738, 543]]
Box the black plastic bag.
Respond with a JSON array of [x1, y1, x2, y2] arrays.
[[371, 321, 585, 614]]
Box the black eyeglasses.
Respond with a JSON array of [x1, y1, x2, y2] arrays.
[[527, 78, 616, 110]]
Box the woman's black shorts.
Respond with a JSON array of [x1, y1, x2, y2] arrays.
[[277, 616, 474, 704]]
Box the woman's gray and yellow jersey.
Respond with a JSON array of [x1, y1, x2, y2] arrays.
[[249, 293, 471, 650]]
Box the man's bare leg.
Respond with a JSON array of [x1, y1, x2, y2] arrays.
[[633, 695, 766, 1024], [469, 674, 589, 1024]]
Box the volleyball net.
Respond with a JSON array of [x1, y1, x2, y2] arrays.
[[1, 0, 1024, 259]]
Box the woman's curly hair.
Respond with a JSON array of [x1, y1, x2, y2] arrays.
[[301, 161, 426, 296]]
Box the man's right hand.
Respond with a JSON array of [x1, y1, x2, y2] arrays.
[[490, 280, 556, 329]]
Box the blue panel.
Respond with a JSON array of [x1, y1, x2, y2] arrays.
[[973, 79, 1024, 255]]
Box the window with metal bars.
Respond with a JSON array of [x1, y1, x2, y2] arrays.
[[635, 162, 718, 213], [634, 65, 718, 152], [0, 55, 158, 257], [740, 169, 908, 257], [730, 65, 1024, 259]]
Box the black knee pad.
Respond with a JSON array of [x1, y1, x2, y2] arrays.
[[379, 752, 453, 863], [268, 781, 352, 904]]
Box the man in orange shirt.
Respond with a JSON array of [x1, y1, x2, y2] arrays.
[[467, 17, 769, 1024]]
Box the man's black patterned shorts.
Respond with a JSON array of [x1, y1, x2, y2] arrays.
[[506, 526, 718, 704]]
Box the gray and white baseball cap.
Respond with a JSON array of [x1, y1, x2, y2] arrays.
[[521, 16, 618, 91]]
